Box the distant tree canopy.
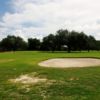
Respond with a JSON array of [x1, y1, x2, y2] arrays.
[[40, 29, 99, 52], [0, 36, 27, 51], [0, 29, 100, 52], [28, 38, 40, 50], [40, 34, 56, 52]]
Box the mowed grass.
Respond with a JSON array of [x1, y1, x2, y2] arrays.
[[0, 51, 100, 100]]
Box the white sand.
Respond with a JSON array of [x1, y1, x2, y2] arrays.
[[39, 58, 100, 68]]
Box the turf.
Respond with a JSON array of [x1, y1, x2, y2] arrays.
[[0, 51, 100, 100]]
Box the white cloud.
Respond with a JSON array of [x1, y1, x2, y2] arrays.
[[0, 0, 100, 40]]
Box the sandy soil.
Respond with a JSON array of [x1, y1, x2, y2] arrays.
[[39, 58, 100, 68]]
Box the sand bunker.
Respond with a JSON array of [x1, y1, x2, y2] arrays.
[[39, 58, 100, 68]]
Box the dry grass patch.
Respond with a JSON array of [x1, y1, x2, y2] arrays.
[[0, 59, 14, 63]]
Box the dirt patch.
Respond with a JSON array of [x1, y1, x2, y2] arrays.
[[9, 75, 47, 84], [0, 59, 14, 63], [39, 58, 100, 68]]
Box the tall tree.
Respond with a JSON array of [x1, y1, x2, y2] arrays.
[[88, 35, 96, 51], [28, 38, 40, 50], [41, 34, 56, 52], [55, 29, 69, 51], [67, 31, 79, 51], [77, 32, 89, 51]]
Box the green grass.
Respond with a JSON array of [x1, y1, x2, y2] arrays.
[[0, 51, 100, 100]]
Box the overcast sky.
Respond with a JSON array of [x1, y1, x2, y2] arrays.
[[0, 0, 100, 40]]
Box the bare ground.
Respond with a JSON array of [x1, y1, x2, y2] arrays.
[[9, 74, 47, 84]]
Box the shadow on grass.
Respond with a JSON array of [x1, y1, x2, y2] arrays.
[[39, 51, 93, 53]]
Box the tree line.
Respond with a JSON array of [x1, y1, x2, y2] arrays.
[[0, 29, 100, 52]]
